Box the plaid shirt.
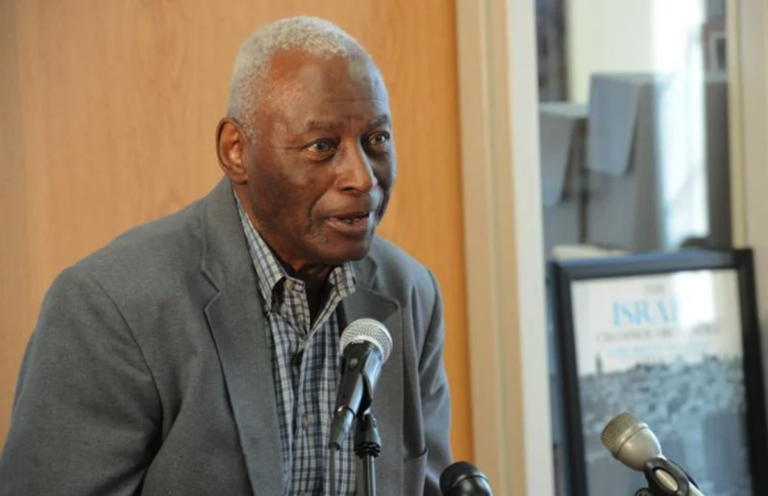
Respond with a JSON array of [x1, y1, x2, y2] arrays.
[[236, 195, 357, 495]]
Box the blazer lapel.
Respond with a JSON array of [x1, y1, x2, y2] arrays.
[[342, 260, 405, 495], [200, 178, 285, 495]]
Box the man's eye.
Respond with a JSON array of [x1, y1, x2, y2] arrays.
[[308, 140, 336, 154], [368, 132, 391, 147]]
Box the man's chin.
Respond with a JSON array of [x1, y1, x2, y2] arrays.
[[320, 235, 374, 265]]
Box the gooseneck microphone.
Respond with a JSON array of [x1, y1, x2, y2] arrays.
[[328, 318, 393, 450], [440, 461, 493, 496], [601, 412, 705, 496]]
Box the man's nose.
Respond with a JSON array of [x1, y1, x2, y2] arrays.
[[338, 144, 378, 194]]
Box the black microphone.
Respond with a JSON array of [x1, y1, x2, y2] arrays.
[[440, 461, 493, 496], [328, 318, 393, 450], [601, 412, 705, 496]]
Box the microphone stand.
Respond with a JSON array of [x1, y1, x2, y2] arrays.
[[354, 410, 381, 496], [633, 457, 701, 496]]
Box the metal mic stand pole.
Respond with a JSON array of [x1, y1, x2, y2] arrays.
[[354, 410, 381, 496]]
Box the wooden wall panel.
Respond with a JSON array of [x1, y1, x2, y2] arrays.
[[0, 0, 32, 424], [1, 0, 472, 462]]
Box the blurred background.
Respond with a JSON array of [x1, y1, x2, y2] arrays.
[[536, 0, 736, 494], [538, 0, 731, 258], [536, 2, 768, 496], [3, 1, 768, 495]]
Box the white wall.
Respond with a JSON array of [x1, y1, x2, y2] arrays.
[[565, 0, 655, 103], [566, 0, 709, 103]]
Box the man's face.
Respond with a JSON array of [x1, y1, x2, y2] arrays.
[[240, 50, 396, 270]]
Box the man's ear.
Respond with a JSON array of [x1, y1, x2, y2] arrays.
[[216, 118, 249, 184]]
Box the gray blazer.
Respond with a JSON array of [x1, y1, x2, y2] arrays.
[[0, 178, 453, 495]]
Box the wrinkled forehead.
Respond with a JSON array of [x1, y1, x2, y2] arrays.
[[255, 50, 391, 126]]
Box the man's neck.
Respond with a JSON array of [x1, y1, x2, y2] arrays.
[[232, 189, 348, 323], [278, 259, 332, 323]]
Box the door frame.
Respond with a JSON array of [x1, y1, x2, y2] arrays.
[[455, 1, 555, 495], [731, 0, 768, 399]]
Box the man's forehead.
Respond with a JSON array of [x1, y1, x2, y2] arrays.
[[269, 112, 391, 134]]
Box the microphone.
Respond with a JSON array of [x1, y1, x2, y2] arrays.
[[328, 318, 393, 450], [601, 412, 705, 496], [440, 461, 493, 495]]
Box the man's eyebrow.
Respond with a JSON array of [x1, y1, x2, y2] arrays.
[[300, 114, 391, 133], [368, 115, 391, 128], [303, 120, 343, 132]]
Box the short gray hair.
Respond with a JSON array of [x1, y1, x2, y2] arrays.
[[227, 16, 370, 139]]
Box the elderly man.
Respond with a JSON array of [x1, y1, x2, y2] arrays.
[[0, 15, 452, 496]]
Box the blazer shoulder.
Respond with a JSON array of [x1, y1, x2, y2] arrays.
[[66, 198, 207, 295]]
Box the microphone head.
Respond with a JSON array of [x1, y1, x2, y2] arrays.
[[339, 318, 393, 362], [600, 412, 663, 471], [440, 461, 493, 496]]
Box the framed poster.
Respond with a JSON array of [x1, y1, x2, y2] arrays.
[[549, 249, 768, 496]]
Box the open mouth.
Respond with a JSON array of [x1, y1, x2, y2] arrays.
[[326, 212, 373, 233], [334, 213, 369, 224]]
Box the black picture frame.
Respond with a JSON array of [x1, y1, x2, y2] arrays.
[[549, 248, 768, 496]]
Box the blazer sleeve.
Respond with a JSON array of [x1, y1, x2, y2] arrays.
[[420, 269, 454, 495], [0, 267, 161, 496]]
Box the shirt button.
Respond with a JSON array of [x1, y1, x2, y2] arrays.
[[302, 416, 309, 429], [284, 280, 294, 291]]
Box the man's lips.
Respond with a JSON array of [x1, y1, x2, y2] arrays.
[[325, 211, 374, 234], [332, 211, 371, 220]]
